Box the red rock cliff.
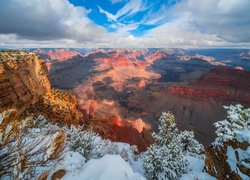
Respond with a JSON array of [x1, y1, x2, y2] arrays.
[[0, 51, 51, 113]]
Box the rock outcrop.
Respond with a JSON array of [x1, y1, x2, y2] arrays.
[[205, 141, 250, 180], [0, 50, 83, 125], [0, 50, 51, 113]]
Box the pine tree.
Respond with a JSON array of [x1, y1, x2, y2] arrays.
[[153, 112, 179, 146], [141, 112, 189, 180], [63, 125, 99, 160], [177, 130, 204, 156], [214, 104, 250, 144]]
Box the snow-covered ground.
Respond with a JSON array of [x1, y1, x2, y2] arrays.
[[57, 152, 145, 180], [181, 155, 216, 180]]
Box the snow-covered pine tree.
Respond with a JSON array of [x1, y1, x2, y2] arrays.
[[214, 104, 250, 144], [177, 130, 204, 156], [63, 125, 99, 160], [152, 112, 179, 146], [63, 125, 139, 163], [141, 112, 189, 180]]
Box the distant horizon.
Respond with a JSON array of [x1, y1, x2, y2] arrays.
[[0, 47, 249, 50]]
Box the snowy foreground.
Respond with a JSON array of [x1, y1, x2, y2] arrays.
[[59, 152, 145, 180], [1, 105, 249, 179], [56, 151, 214, 180]]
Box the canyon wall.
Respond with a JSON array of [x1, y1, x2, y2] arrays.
[[164, 68, 250, 145], [0, 51, 51, 113]]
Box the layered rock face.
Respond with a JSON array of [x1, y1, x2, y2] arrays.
[[0, 50, 83, 126], [205, 141, 250, 180], [0, 51, 51, 113]]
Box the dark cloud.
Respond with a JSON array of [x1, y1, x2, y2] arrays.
[[0, 0, 107, 41]]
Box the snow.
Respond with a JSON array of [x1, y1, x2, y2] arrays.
[[236, 128, 250, 143], [61, 154, 146, 180], [227, 146, 236, 171], [56, 151, 86, 173], [181, 155, 216, 180], [214, 105, 250, 145], [226, 146, 250, 180]]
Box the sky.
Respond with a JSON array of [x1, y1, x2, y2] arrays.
[[0, 0, 249, 48]]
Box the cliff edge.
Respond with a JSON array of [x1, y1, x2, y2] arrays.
[[0, 50, 51, 113]]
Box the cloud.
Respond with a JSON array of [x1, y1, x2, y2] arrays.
[[98, 6, 117, 21], [0, 0, 109, 42], [132, 0, 250, 48], [110, 0, 125, 4], [99, 0, 147, 22], [174, 0, 250, 43]]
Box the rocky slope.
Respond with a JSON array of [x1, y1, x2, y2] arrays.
[[205, 140, 250, 180], [204, 105, 250, 179], [85, 115, 153, 152], [0, 50, 51, 113], [26, 89, 83, 126]]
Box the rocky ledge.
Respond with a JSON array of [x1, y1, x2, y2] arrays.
[[205, 140, 250, 180]]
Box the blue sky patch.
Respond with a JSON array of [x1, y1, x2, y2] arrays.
[[69, 0, 180, 36]]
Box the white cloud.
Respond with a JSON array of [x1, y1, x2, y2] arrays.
[[99, 0, 147, 22], [98, 6, 117, 21], [110, 0, 125, 4], [174, 0, 250, 43]]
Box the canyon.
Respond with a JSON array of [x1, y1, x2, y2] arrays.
[[35, 48, 250, 146], [1, 49, 249, 149], [1, 49, 250, 179]]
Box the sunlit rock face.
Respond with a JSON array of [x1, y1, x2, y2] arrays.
[[86, 115, 152, 152], [0, 51, 51, 113]]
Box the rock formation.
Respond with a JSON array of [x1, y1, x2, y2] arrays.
[[85, 115, 152, 152], [205, 140, 250, 180], [0, 50, 51, 113], [34, 49, 79, 62], [0, 50, 83, 125], [37, 48, 250, 148]]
